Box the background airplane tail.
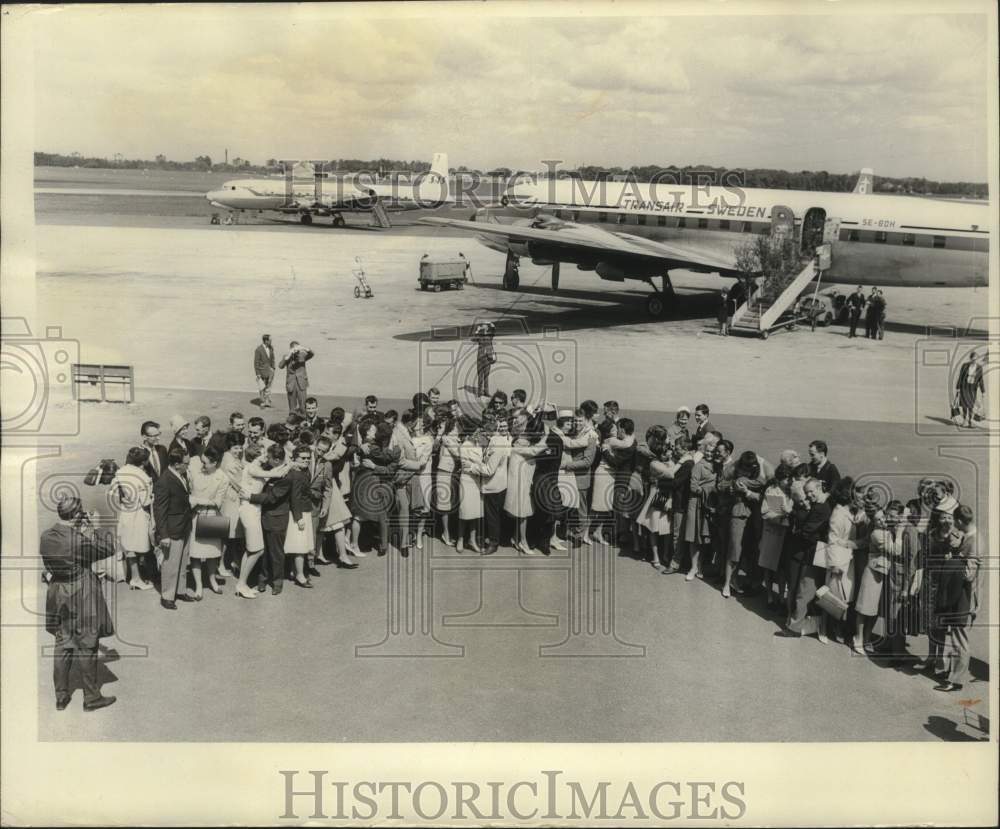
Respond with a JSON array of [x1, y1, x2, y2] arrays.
[[853, 167, 874, 194], [427, 152, 449, 200]]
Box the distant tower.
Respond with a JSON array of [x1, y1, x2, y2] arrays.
[[224, 148, 229, 166]]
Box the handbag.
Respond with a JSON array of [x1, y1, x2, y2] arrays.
[[815, 584, 849, 621], [868, 555, 890, 576], [950, 392, 962, 421], [195, 513, 230, 541]]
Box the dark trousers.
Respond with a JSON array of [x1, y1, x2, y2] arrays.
[[533, 508, 558, 555], [257, 528, 286, 589], [848, 311, 860, 337], [787, 560, 823, 634], [476, 361, 490, 397], [287, 386, 306, 413], [865, 317, 877, 338], [53, 637, 101, 704], [571, 487, 590, 539], [393, 487, 411, 549], [483, 490, 505, 545]]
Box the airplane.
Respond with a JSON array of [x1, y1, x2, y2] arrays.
[[206, 152, 451, 228], [421, 167, 989, 317]]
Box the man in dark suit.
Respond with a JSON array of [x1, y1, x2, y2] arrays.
[[530, 404, 564, 556], [303, 397, 322, 432], [775, 479, 832, 638], [152, 447, 195, 609], [40, 496, 118, 711], [140, 420, 168, 481], [846, 286, 866, 338], [807, 440, 841, 492], [279, 341, 314, 414], [254, 334, 276, 408], [473, 322, 496, 398], [247, 444, 293, 594], [691, 404, 717, 448], [561, 409, 597, 545]]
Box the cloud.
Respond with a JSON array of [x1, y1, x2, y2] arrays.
[[29, 7, 990, 181]]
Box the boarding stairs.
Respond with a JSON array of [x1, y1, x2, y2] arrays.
[[730, 256, 822, 339], [370, 200, 392, 229]]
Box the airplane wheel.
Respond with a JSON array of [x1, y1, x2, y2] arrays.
[[456, 282, 464, 290], [300, 214, 313, 225], [646, 294, 666, 318], [823, 312, 833, 326], [760, 330, 769, 340], [354, 286, 361, 298], [434, 284, 442, 292], [333, 215, 346, 228]]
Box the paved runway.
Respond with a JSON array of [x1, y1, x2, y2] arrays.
[[29, 390, 991, 743], [23, 201, 993, 743]]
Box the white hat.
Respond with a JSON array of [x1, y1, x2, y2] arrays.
[[169, 414, 189, 435], [557, 408, 574, 419], [935, 495, 959, 514], [677, 405, 691, 414]]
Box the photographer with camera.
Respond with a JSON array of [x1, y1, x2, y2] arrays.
[[472, 322, 496, 399], [279, 340, 315, 414], [39, 495, 118, 711]]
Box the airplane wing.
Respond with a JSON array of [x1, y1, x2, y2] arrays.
[[419, 216, 737, 274]]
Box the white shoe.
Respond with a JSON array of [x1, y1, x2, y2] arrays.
[[579, 536, 592, 546], [685, 571, 696, 582], [350, 548, 367, 558], [524, 547, 541, 556], [551, 538, 567, 551]]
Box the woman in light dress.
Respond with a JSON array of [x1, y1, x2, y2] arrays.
[[457, 419, 484, 553], [816, 476, 860, 644], [853, 505, 896, 654], [435, 416, 461, 546], [234, 443, 289, 599], [218, 432, 245, 580], [317, 433, 354, 565], [636, 427, 676, 570], [410, 413, 435, 550], [588, 413, 617, 545], [505, 413, 546, 555], [111, 446, 155, 591], [759, 463, 794, 608], [187, 446, 229, 599]]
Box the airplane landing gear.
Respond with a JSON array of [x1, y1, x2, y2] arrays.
[[332, 214, 346, 228], [503, 251, 520, 290], [300, 213, 313, 225], [645, 273, 676, 319]]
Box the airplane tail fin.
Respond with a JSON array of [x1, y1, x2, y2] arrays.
[[430, 152, 448, 180], [853, 167, 874, 195], [427, 152, 450, 201]]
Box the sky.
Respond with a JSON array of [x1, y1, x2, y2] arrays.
[[30, 4, 992, 181]]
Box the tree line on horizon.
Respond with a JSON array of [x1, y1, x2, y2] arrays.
[[34, 151, 987, 198]]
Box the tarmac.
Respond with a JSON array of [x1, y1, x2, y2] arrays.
[[21, 205, 995, 743]]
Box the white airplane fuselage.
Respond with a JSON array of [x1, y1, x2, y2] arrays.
[[493, 179, 989, 287], [207, 176, 452, 213]]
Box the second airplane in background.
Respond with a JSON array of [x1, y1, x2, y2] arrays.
[[207, 152, 452, 228]]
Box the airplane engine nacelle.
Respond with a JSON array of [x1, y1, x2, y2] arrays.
[[508, 242, 531, 257], [595, 262, 626, 282]]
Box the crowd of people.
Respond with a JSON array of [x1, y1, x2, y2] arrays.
[[41, 386, 982, 711]]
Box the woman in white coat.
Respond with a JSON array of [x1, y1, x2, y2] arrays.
[[111, 446, 155, 591]]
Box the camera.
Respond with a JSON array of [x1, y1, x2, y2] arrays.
[[1, 317, 81, 437]]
